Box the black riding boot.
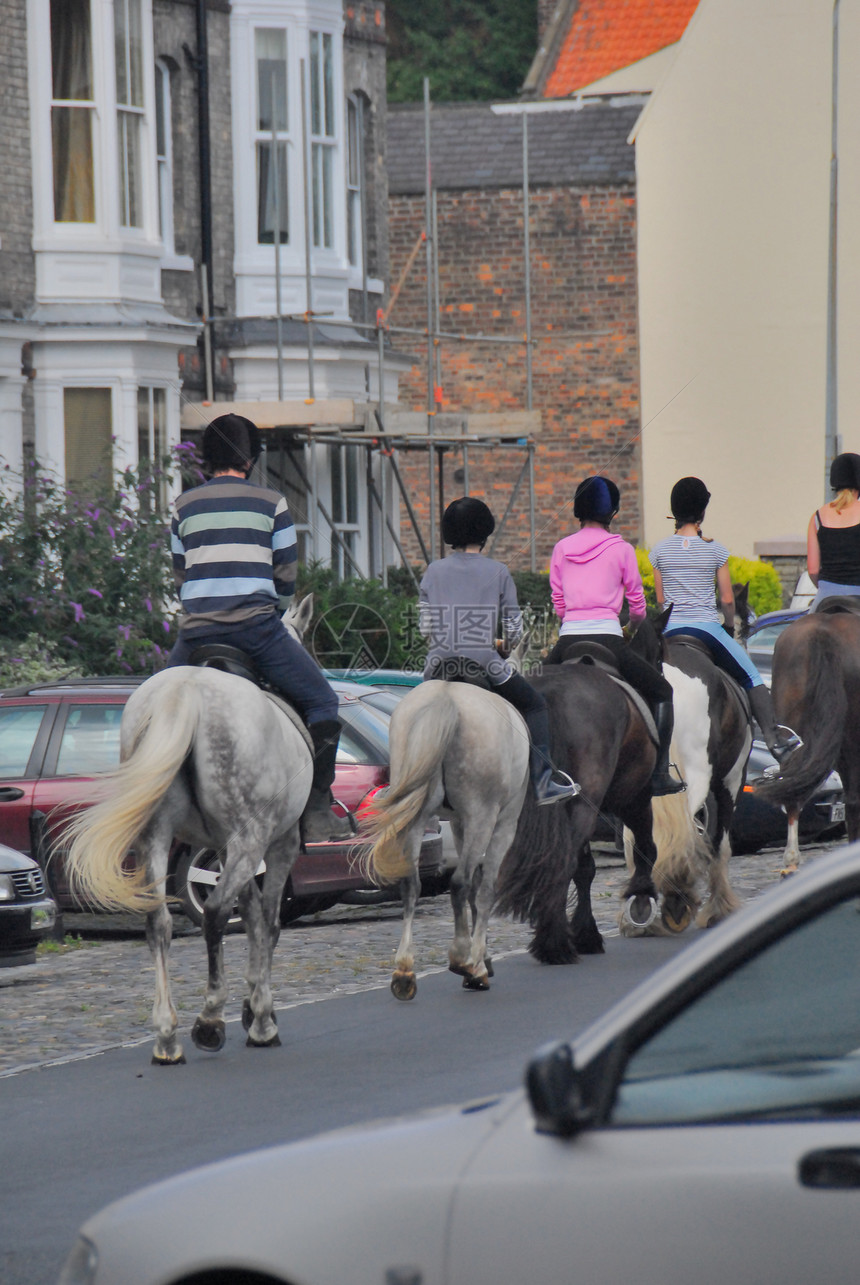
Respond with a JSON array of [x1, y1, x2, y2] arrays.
[[747, 685, 803, 763], [650, 699, 686, 796], [525, 707, 580, 806], [301, 719, 354, 844]]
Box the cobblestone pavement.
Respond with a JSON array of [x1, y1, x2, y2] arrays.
[[0, 841, 840, 1078]]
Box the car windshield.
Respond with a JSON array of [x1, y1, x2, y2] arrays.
[[612, 894, 860, 1126], [747, 623, 791, 655], [337, 699, 390, 762]]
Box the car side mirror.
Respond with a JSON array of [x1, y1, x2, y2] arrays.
[[526, 1040, 593, 1137]]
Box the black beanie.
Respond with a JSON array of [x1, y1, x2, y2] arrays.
[[573, 476, 620, 523], [441, 497, 496, 547], [670, 476, 711, 523]]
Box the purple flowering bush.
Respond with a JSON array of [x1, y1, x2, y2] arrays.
[[0, 447, 201, 684]]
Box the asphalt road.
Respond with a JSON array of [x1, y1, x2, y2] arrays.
[[4, 928, 691, 1285]]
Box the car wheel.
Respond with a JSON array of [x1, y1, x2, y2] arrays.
[[339, 888, 395, 907], [172, 846, 247, 928]]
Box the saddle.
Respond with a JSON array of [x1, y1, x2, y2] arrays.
[[812, 595, 860, 617], [561, 647, 658, 747], [187, 643, 313, 755], [425, 655, 494, 691], [666, 634, 751, 719]]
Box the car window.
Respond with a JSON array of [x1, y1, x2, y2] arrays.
[[54, 705, 124, 776], [748, 623, 790, 654], [359, 690, 403, 717], [0, 705, 48, 778], [336, 724, 371, 766], [611, 895, 860, 1126], [338, 701, 389, 762]]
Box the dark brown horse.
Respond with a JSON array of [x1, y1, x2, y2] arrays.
[[495, 625, 698, 964], [756, 601, 860, 873]]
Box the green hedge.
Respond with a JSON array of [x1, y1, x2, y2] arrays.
[[635, 548, 783, 617]]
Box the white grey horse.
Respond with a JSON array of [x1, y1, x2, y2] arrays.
[[62, 597, 317, 1064], [361, 677, 530, 999]]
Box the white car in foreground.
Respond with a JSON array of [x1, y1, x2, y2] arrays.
[[61, 845, 860, 1285]]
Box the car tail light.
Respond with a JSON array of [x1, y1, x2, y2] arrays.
[[356, 785, 386, 821]]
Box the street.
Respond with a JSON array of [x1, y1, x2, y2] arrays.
[[0, 839, 840, 1285]]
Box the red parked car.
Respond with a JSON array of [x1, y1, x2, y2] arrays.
[[0, 676, 444, 926]]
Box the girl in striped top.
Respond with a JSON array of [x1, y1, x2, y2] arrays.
[[650, 477, 800, 762]]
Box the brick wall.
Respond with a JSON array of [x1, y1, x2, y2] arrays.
[[387, 181, 642, 572], [0, 0, 35, 316]]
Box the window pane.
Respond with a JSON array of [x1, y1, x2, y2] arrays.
[[312, 143, 333, 248], [256, 28, 287, 132], [64, 388, 112, 489], [56, 705, 124, 776], [128, 0, 144, 106], [137, 386, 151, 462], [323, 34, 334, 137], [115, 0, 128, 103], [310, 31, 320, 135], [52, 105, 95, 221], [257, 141, 288, 243], [345, 447, 358, 522], [155, 64, 167, 157], [153, 388, 166, 461], [0, 707, 47, 780], [347, 99, 359, 185], [118, 111, 142, 227], [51, 0, 92, 100]]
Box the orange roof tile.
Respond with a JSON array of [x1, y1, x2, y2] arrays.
[[545, 0, 699, 97]]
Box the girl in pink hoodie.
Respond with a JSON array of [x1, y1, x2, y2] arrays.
[[547, 476, 684, 796]]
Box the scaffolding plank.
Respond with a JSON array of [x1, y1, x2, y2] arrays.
[[180, 399, 362, 431], [372, 409, 542, 437]]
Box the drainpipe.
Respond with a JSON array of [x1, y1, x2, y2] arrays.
[[188, 0, 214, 400], [825, 0, 841, 494]]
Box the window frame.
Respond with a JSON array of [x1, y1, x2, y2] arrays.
[[254, 25, 290, 247]]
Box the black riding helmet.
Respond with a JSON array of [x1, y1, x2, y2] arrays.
[[573, 476, 620, 523], [442, 497, 495, 548], [670, 476, 711, 524], [202, 414, 262, 476], [830, 452, 860, 492]]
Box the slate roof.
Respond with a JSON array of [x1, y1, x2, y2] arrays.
[[387, 98, 640, 196], [545, 0, 699, 96]]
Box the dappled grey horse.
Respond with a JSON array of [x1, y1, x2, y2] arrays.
[[62, 599, 316, 1064], [361, 678, 530, 999]]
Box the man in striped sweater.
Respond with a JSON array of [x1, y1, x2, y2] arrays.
[[167, 413, 350, 843]]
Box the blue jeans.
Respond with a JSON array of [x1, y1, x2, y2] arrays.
[[811, 580, 860, 610], [168, 612, 338, 726], [664, 621, 764, 689]]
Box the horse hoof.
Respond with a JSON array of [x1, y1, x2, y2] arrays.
[[484, 957, 494, 978], [191, 1017, 226, 1053], [448, 961, 469, 977], [246, 1031, 282, 1049], [462, 972, 490, 991], [623, 895, 660, 931], [391, 971, 417, 1001], [242, 1000, 277, 1033], [662, 905, 693, 934], [780, 865, 797, 879], [151, 1050, 186, 1066]]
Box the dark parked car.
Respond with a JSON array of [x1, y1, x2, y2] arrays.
[[745, 607, 807, 686], [60, 844, 860, 1285], [731, 738, 845, 854], [0, 841, 57, 966], [0, 676, 444, 926]]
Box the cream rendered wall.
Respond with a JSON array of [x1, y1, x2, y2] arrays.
[[634, 0, 837, 557]]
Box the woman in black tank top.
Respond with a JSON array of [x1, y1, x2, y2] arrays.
[[808, 453, 860, 608]]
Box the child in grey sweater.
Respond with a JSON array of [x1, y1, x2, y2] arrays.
[[419, 497, 577, 806]]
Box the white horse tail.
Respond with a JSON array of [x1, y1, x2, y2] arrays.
[[62, 674, 202, 913], [361, 689, 460, 885]]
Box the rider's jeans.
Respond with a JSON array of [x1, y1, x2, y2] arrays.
[[167, 611, 338, 726]]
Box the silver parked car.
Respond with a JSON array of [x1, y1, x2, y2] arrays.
[[60, 843, 860, 1285]]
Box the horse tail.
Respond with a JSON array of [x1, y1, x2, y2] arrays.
[[649, 789, 712, 894], [755, 630, 847, 809], [61, 674, 202, 913], [495, 786, 571, 926], [361, 689, 460, 885]]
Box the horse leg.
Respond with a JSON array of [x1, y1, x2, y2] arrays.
[[390, 822, 423, 1001], [618, 792, 663, 936], [458, 807, 520, 990], [697, 782, 742, 927], [138, 825, 185, 1066], [780, 808, 803, 877], [569, 841, 604, 954], [241, 832, 296, 1046], [191, 838, 263, 1052], [447, 813, 497, 981]]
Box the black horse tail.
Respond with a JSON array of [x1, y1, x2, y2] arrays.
[[495, 787, 578, 963], [755, 630, 846, 809]]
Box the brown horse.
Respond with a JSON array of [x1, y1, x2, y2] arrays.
[[756, 601, 860, 873]]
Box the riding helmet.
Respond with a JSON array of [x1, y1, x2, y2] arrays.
[[202, 414, 262, 475], [670, 476, 711, 524], [573, 476, 620, 523], [829, 451, 860, 493], [441, 497, 496, 548]]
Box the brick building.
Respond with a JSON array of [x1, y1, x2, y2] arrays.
[[386, 96, 643, 572], [0, 0, 397, 576]]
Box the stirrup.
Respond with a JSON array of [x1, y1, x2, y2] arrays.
[[534, 768, 580, 806], [771, 726, 803, 762]]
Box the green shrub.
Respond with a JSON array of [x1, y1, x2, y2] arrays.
[[635, 547, 782, 617]]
